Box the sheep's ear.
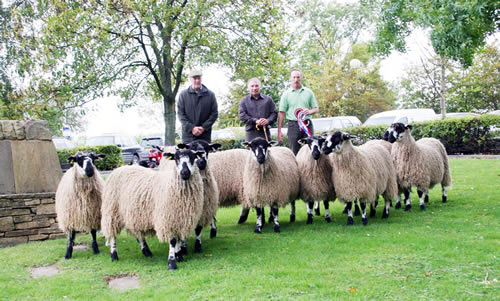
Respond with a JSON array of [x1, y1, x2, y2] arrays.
[[194, 151, 205, 159], [269, 140, 278, 147], [176, 143, 189, 150], [342, 133, 351, 140], [96, 154, 106, 160], [242, 141, 250, 148], [209, 143, 221, 152], [68, 156, 76, 164], [383, 131, 389, 141], [298, 138, 307, 145], [406, 124, 413, 131], [320, 132, 328, 138], [164, 152, 175, 160]]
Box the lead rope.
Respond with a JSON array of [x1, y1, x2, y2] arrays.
[[256, 124, 269, 142]]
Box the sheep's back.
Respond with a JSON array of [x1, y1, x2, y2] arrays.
[[209, 149, 248, 207], [359, 142, 397, 201]]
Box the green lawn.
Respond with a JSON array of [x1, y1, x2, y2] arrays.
[[0, 159, 498, 300]]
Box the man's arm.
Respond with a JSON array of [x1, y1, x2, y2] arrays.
[[238, 98, 257, 126], [266, 97, 278, 126], [303, 107, 319, 116], [177, 93, 194, 130], [201, 93, 219, 130], [277, 111, 285, 143]]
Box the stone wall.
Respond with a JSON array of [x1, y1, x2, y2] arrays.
[[0, 193, 64, 247]]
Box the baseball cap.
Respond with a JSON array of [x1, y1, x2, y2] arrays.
[[189, 70, 203, 77]]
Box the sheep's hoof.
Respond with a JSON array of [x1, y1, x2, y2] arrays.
[[268, 216, 273, 224], [180, 245, 188, 256], [210, 228, 217, 239], [194, 240, 202, 253], [306, 214, 313, 224], [362, 217, 368, 226], [273, 224, 280, 233], [325, 216, 331, 223], [395, 202, 401, 209], [254, 226, 262, 234], [342, 206, 348, 214], [347, 216, 354, 226], [289, 214, 295, 223], [442, 195, 447, 203], [64, 247, 73, 260], [370, 209, 376, 218], [420, 204, 426, 211], [175, 253, 184, 262], [92, 242, 100, 254], [404, 204, 411, 211], [314, 208, 321, 216], [382, 210, 389, 219], [168, 259, 177, 270], [111, 251, 119, 262], [142, 247, 153, 258], [424, 195, 429, 203], [237, 215, 248, 224]]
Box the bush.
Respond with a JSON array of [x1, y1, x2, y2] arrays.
[[56, 145, 124, 171]]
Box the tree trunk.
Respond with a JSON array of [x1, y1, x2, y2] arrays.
[[163, 96, 176, 146], [440, 59, 447, 119]]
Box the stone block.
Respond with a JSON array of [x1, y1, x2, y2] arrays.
[[13, 121, 25, 140], [49, 233, 66, 239], [24, 199, 41, 206], [5, 229, 38, 237], [0, 236, 28, 247], [13, 215, 33, 223], [1, 121, 17, 140], [24, 120, 52, 140], [0, 216, 15, 232], [29, 234, 48, 241], [33, 213, 56, 220], [10, 140, 62, 193], [36, 204, 56, 215], [39, 227, 63, 235], [15, 219, 51, 230], [0, 141, 15, 194], [41, 198, 55, 204], [0, 208, 31, 217], [0, 199, 24, 208]]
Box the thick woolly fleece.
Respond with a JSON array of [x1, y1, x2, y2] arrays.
[[198, 164, 219, 227], [391, 132, 452, 190], [296, 144, 336, 203], [329, 141, 397, 204], [101, 164, 204, 242], [243, 146, 300, 208], [55, 164, 104, 233], [208, 149, 249, 207]]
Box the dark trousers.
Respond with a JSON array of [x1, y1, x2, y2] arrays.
[[245, 128, 271, 142], [288, 120, 314, 155]]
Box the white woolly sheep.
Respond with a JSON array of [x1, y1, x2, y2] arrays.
[[384, 123, 452, 211], [242, 138, 300, 233], [55, 152, 105, 259], [296, 135, 336, 224], [322, 132, 398, 225], [101, 147, 205, 270]]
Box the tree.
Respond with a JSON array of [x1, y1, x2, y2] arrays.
[[13, 0, 289, 144], [370, 0, 500, 67]]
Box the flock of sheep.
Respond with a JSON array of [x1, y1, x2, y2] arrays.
[[55, 122, 452, 270]]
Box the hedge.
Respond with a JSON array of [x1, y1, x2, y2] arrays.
[[56, 145, 124, 171]]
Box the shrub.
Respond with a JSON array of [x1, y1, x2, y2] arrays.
[[56, 145, 124, 171]]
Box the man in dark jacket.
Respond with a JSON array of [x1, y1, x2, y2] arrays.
[[177, 70, 218, 143], [238, 78, 277, 142]]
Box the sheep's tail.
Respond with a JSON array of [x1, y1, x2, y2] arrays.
[[438, 143, 452, 187], [101, 189, 123, 239]]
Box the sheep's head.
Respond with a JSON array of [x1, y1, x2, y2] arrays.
[[298, 135, 326, 160], [384, 123, 412, 143], [242, 137, 278, 164], [322, 131, 352, 155], [68, 152, 106, 178], [164, 149, 204, 180], [179, 141, 221, 170]]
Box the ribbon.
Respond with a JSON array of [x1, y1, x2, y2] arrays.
[[295, 108, 312, 137]]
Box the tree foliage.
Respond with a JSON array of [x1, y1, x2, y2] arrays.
[[11, 0, 289, 144], [369, 0, 500, 67]]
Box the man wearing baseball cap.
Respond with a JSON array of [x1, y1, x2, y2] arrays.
[[177, 69, 218, 143]]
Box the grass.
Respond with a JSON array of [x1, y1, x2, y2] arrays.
[[0, 159, 499, 300]]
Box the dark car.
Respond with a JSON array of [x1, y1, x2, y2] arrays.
[[86, 134, 147, 165], [140, 137, 164, 149]]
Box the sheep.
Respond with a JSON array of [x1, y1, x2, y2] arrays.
[[101, 147, 205, 270], [241, 138, 300, 233], [296, 135, 336, 224], [384, 123, 452, 211], [55, 152, 105, 259], [322, 132, 398, 225]]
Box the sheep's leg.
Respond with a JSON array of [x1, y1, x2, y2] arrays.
[[175, 237, 184, 262], [323, 200, 331, 223], [194, 225, 203, 254], [404, 189, 411, 211], [210, 217, 217, 238], [395, 194, 402, 209], [268, 206, 273, 223], [361, 202, 368, 226], [417, 189, 426, 210], [354, 200, 361, 216], [137, 233, 152, 258], [346, 202, 354, 226], [110, 236, 119, 261], [425, 192, 429, 203], [168, 238, 177, 270], [342, 203, 348, 214], [306, 202, 314, 224], [369, 202, 376, 218], [254, 207, 263, 233], [180, 240, 188, 256], [289, 201, 296, 223], [314, 201, 321, 216], [90, 229, 99, 254], [238, 208, 250, 224], [272, 205, 280, 233], [442, 186, 447, 203], [382, 199, 390, 219], [64, 231, 76, 259]]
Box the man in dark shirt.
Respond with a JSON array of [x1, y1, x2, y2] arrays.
[[238, 78, 277, 142], [177, 70, 218, 143]]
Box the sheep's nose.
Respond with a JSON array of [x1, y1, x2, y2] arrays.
[[84, 163, 94, 177], [312, 149, 320, 160]]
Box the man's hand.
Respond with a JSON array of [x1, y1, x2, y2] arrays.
[[256, 118, 269, 127], [301, 109, 310, 115], [277, 129, 283, 143], [192, 126, 204, 136]]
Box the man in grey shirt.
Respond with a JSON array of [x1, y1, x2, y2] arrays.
[[177, 70, 218, 143], [238, 78, 277, 142]]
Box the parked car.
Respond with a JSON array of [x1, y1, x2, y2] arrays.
[[212, 128, 237, 140], [52, 137, 76, 149], [311, 116, 362, 133], [363, 109, 438, 126], [140, 136, 164, 149], [86, 134, 147, 165], [445, 112, 480, 118]]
